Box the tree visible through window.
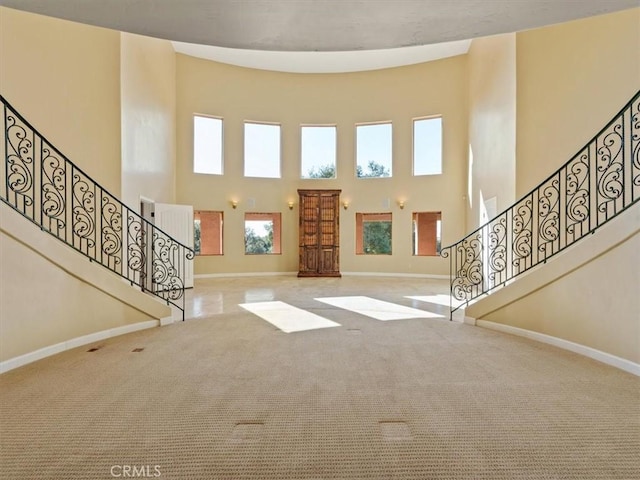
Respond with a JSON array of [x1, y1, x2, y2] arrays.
[[356, 213, 392, 254], [356, 123, 392, 178], [244, 213, 281, 254], [301, 125, 337, 179]]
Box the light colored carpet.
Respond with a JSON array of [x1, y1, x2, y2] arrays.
[[1, 276, 638, 479]]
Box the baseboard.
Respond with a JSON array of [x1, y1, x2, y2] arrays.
[[0, 320, 159, 374], [341, 272, 449, 279], [476, 320, 640, 377], [464, 315, 477, 325], [194, 271, 449, 280], [194, 272, 298, 279]]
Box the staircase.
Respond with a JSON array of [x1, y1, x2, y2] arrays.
[[442, 90, 640, 317], [1, 95, 194, 320]]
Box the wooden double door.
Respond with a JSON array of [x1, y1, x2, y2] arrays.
[[298, 189, 341, 277]]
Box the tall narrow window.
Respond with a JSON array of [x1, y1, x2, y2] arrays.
[[356, 213, 392, 254], [413, 117, 442, 175], [301, 125, 337, 179], [193, 115, 223, 174], [356, 123, 392, 178], [244, 213, 282, 254], [194, 210, 223, 255], [412, 212, 442, 256], [244, 122, 281, 178]]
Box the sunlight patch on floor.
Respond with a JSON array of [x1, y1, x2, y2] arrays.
[[239, 301, 341, 333], [315, 296, 444, 321]]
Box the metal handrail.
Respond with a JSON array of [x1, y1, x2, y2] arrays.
[[1, 95, 194, 320], [441, 90, 640, 318]]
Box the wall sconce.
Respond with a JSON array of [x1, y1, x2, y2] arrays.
[[231, 200, 238, 209], [288, 201, 294, 210], [398, 200, 406, 209], [342, 201, 349, 210]]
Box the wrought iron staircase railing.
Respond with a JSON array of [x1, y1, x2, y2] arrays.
[[442, 90, 640, 318], [1, 95, 194, 320]]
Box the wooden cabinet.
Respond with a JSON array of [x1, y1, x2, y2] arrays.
[[298, 189, 341, 277]]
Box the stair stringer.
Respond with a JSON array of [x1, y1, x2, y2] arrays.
[[465, 203, 640, 375], [0, 202, 172, 373]]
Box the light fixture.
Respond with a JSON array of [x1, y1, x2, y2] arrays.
[[398, 200, 406, 209], [231, 200, 238, 209], [288, 201, 294, 210], [342, 201, 349, 210]]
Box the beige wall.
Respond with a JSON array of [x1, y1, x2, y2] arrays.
[[120, 33, 177, 210], [515, 8, 640, 196], [467, 34, 516, 231], [176, 56, 468, 275], [0, 7, 122, 195]]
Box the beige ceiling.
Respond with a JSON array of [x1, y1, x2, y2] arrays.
[[1, 0, 637, 72]]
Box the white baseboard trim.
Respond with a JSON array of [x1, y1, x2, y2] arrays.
[[476, 320, 640, 377], [464, 316, 477, 326], [341, 272, 449, 279], [194, 272, 298, 279], [0, 320, 159, 374], [194, 271, 449, 280]]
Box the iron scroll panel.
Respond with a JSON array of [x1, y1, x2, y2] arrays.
[[442, 91, 640, 317], [1, 95, 194, 320]]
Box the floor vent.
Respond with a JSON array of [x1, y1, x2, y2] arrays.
[[379, 421, 412, 441], [132, 348, 145, 353], [231, 422, 264, 443]]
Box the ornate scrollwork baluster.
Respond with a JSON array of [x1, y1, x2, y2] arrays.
[[5, 113, 34, 214], [126, 212, 146, 288], [451, 234, 483, 305], [631, 97, 640, 199], [72, 170, 96, 256], [596, 119, 624, 221], [565, 150, 590, 242], [101, 191, 122, 274], [538, 177, 560, 261], [41, 142, 66, 236], [488, 215, 507, 287], [152, 229, 185, 302], [512, 196, 533, 275]]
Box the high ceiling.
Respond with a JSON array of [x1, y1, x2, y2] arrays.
[[1, 0, 637, 72]]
